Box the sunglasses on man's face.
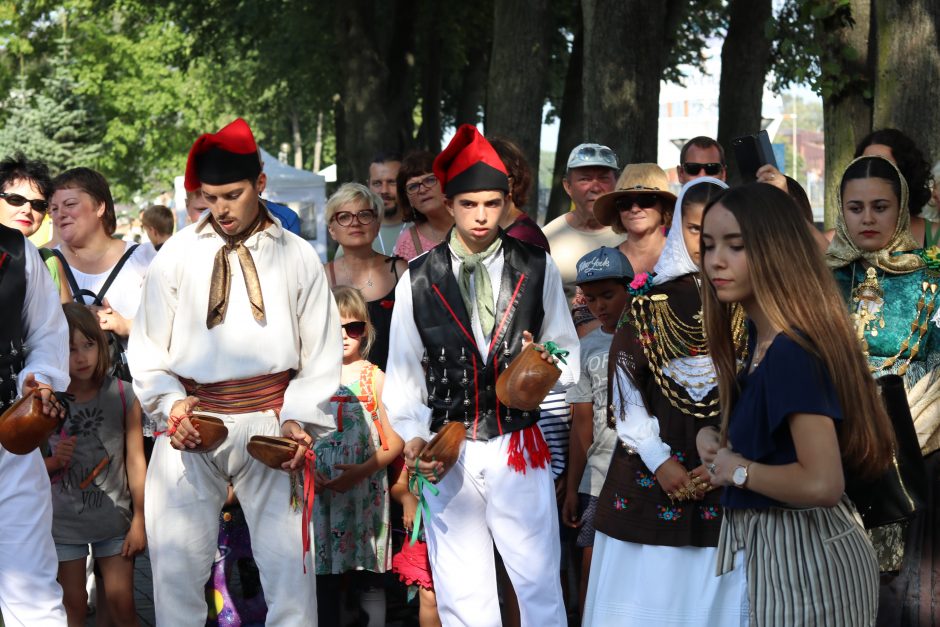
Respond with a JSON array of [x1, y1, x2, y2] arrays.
[[615, 195, 660, 211], [681, 162, 723, 176], [342, 321, 367, 339], [0, 191, 49, 213]]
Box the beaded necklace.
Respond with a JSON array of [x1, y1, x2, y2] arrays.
[[631, 280, 747, 418]]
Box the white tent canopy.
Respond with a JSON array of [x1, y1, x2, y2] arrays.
[[173, 147, 329, 260]]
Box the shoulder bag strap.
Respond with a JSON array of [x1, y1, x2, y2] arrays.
[[409, 226, 424, 255]]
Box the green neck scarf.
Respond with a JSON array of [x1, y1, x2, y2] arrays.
[[450, 231, 502, 336]]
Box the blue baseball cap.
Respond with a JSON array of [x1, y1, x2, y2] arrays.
[[575, 246, 634, 285]]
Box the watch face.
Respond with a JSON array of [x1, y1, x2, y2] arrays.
[[732, 465, 747, 487]]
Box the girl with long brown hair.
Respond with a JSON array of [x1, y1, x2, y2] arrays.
[[697, 183, 893, 626]]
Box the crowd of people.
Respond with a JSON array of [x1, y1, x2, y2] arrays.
[[1, 114, 938, 627]]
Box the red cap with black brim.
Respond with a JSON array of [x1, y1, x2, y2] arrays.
[[184, 118, 262, 192], [433, 125, 509, 198]]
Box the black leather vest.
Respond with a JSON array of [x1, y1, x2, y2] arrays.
[[410, 234, 546, 441], [0, 225, 27, 412]]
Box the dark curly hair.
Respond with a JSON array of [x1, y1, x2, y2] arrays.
[[0, 152, 53, 200], [855, 128, 932, 215]]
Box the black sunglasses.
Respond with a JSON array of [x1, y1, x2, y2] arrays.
[[681, 162, 723, 176], [0, 192, 49, 213], [615, 195, 660, 210], [342, 321, 367, 339]]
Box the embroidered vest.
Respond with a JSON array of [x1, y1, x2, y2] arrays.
[[594, 275, 724, 548], [409, 234, 546, 441], [0, 225, 27, 411]]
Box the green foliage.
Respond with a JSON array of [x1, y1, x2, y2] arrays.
[[0, 36, 102, 172], [770, 0, 869, 99], [663, 0, 727, 84]]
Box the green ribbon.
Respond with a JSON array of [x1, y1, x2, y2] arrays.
[[407, 459, 440, 546], [537, 341, 569, 365]]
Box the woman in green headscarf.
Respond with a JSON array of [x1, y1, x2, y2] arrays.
[[828, 154, 940, 624]]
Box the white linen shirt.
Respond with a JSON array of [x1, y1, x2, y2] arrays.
[[384, 243, 580, 444], [127, 212, 342, 436], [20, 236, 70, 392]]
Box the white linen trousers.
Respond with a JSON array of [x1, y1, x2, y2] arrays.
[[0, 447, 67, 626], [145, 409, 316, 626], [423, 434, 566, 627]]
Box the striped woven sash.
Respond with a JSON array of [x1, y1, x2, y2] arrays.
[[180, 370, 293, 414]]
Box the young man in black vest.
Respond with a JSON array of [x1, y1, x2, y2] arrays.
[[0, 219, 70, 625], [384, 125, 579, 626]]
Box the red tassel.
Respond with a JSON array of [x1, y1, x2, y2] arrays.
[[301, 449, 316, 574], [505, 426, 552, 474], [507, 431, 528, 473], [524, 425, 551, 470]]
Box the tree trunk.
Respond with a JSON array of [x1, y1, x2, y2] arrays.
[[582, 0, 667, 165], [716, 0, 773, 185], [546, 16, 583, 223], [290, 109, 304, 169], [486, 0, 551, 218], [455, 37, 489, 127], [313, 111, 324, 172], [821, 0, 873, 226], [416, 0, 443, 152], [333, 0, 390, 183], [872, 0, 940, 157], [333, 0, 417, 183]]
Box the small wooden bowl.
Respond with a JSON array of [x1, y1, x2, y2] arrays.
[[0, 391, 62, 455], [188, 414, 228, 452], [419, 422, 467, 479], [495, 347, 561, 411], [247, 435, 298, 469]]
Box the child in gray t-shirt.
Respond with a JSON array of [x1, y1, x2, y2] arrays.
[[45, 303, 147, 626]]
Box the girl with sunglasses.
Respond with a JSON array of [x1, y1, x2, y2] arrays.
[[313, 286, 403, 626]]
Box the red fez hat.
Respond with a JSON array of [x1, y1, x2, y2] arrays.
[[433, 124, 509, 198], [184, 118, 262, 191]]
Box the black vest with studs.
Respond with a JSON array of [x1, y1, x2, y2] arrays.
[[0, 225, 27, 412], [409, 234, 546, 441]]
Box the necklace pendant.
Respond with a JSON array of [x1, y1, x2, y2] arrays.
[[366, 278, 374, 288]]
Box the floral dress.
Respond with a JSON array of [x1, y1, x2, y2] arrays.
[[313, 363, 391, 575]]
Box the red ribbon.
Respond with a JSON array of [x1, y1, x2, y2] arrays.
[[301, 448, 316, 574]]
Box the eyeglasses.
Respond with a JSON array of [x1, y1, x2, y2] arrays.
[[615, 195, 661, 211], [681, 162, 723, 176], [342, 321, 367, 339], [332, 209, 376, 227], [571, 146, 618, 168], [405, 174, 438, 195], [0, 192, 48, 213]]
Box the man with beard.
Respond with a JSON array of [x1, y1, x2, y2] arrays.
[[130, 117, 341, 626]]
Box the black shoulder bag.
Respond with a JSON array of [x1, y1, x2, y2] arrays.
[[845, 374, 928, 529], [52, 245, 139, 382]]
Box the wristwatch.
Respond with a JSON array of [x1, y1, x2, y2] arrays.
[[732, 464, 750, 488]]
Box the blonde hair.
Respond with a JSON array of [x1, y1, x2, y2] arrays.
[[325, 183, 382, 223], [701, 183, 894, 478], [332, 285, 375, 359]]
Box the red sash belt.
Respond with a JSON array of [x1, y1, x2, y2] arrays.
[[180, 370, 292, 414]]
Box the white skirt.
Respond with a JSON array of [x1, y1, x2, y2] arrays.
[[583, 532, 749, 626]]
